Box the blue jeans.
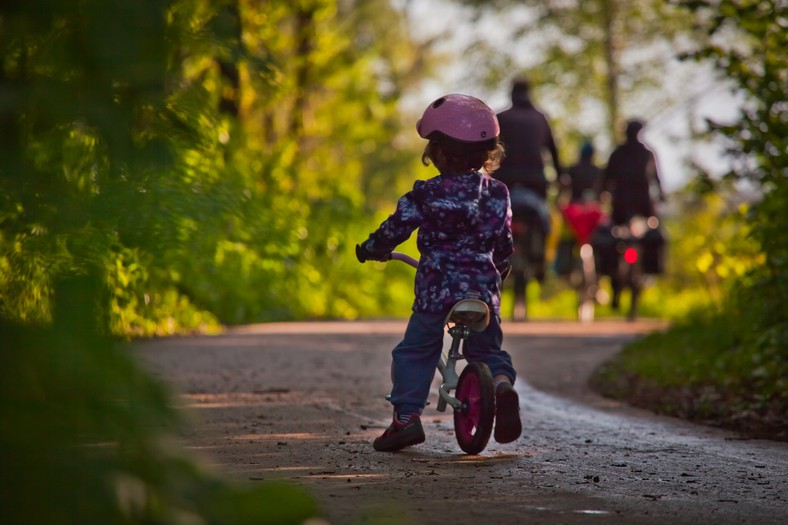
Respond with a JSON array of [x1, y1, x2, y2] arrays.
[[389, 311, 516, 416]]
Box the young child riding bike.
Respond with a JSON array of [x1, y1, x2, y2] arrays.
[[356, 94, 522, 452]]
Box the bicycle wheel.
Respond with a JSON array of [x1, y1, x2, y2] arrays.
[[453, 361, 495, 454], [577, 243, 597, 323]]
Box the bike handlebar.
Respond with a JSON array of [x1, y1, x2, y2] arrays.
[[390, 251, 419, 268], [355, 244, 419, 268]]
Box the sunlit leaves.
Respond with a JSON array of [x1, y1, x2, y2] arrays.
[[0, 0, 433, 332], [0, 273, 319, 524], [586, 1, 787, 426]]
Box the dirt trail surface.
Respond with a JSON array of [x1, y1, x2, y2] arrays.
[[135, 320, 788, 525]]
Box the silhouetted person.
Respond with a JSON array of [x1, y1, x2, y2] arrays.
[[598, 119, 667, 315], [496, 79, 562, 199], [598, 120, 665, 225], [560, 140, 601, 204], [495, 78, 561, 320]]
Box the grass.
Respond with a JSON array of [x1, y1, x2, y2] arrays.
[[589, 308, 788, 441], [499, 273, 712, 322]]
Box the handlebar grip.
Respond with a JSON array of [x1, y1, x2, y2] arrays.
[[355, 244, 368, 263], [356, 244, 394, 263], [357, 245, 417, 267]]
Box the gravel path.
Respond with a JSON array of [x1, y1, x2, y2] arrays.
[[135, 320, 788, 524]]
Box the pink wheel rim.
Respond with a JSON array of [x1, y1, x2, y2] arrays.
[[455, 371, 481, 437]]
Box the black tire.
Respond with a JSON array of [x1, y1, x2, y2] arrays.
[[453, 361, 495, 455]]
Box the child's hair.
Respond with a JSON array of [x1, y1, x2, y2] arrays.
[[422, 137, 505, 174]]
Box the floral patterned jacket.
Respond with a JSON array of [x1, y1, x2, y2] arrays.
[[361, 170, 513, 315]]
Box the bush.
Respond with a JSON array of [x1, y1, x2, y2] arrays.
[[0, 274, 322, 524], [591, 303, 788, 440]]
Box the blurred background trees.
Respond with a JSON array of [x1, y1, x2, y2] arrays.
[[451, 0, 703, 149], [456, 0, 787, 425], [679, 0, 787, 405], [0, 0, 433, 335], [3, 0, 782, 335]]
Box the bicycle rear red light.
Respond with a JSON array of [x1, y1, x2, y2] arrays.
[[624, 247, 638, 265]]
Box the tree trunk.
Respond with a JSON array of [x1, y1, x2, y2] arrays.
[[216, 1, 242, 118], [290, 6, 316, 140], [602, 0, 620, 144]]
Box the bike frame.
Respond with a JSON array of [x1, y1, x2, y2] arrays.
[[390, 252, 472, 412], [436, 323, 473, 412], [611, 215, 657, 320]]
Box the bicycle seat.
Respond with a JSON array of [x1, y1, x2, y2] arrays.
[[445, 299, 490, 332]]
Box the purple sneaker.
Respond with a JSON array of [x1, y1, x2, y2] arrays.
[[373, 414, 425, 452], [494, 383, 522, 443]]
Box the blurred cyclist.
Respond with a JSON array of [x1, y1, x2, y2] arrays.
[[496, 78, 562, 201], [555, 140, 605, 277], [496, 78, 562, 320], [597, 119, 666, 225], [597, 119, 667, 311], [559, 140, 601, 205]]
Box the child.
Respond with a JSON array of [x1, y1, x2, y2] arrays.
[[356, 94, 522, 452]]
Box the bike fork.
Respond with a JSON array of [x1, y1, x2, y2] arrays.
[[436, 331, 465, 412]]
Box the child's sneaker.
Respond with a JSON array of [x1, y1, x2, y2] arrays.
[[373, 413, 425, 452], [494, 382, 522, 443]]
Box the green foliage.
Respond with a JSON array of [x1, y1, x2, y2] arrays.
[[1, 0, 431, 333], [107, 247, 220, 336], [161, 0, 429, 323], [660, 184, 760, 299], [0, 0, 212, 333], [597, 306, 785, 393], [592, 1, 788, 437], [1, 0, 431, 521], [591, 305, 787, 436], [674, 0, 787, 361], [160, 0, 435, 323], [0, 274, 321, 524]]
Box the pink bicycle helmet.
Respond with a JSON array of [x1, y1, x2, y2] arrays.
[[416, 94, 500, 143]]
